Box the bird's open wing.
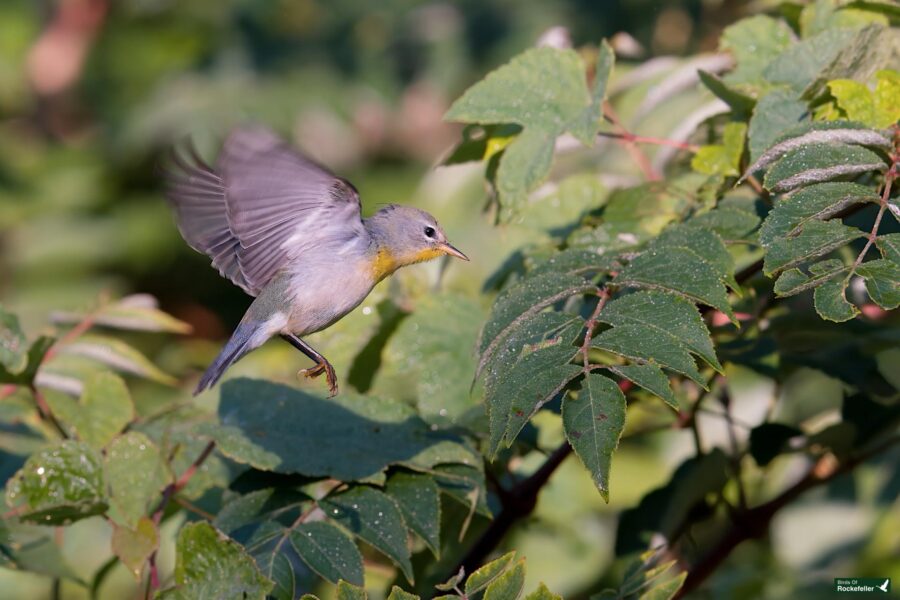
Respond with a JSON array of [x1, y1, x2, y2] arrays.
[[163, 126, 364, 296]]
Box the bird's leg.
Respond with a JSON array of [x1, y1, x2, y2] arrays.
[[280, 334, 338, 397]]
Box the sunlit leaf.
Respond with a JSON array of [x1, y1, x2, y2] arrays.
[[159, 522, 273, 599], [112, 517, 159, 580], [105, 432, 170, 527], [5, 440, 107, 525]]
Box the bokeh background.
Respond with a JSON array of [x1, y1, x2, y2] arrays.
[[5, 1, 897, 599]]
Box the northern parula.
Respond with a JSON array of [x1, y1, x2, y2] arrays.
[[163, 126, 468, 396]]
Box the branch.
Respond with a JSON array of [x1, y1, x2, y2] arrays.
[[145, 440, 216, 598], [674, 434, 900, 598], [604, 102, 661, 181]]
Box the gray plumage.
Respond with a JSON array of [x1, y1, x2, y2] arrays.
[[163, 126, 468, 395]]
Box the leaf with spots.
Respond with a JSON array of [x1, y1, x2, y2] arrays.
[[476, 272, 596, 377], [5, 440, 107, 525], [105, 432, 170, 527], [563, 374, 626, 501], [158, 522, 273, 599], [857, 259, 900, 310], [615, 247, 736, 323], [486, 321, 584, 456], [290, 521, 364, 585], [385, 471, 440, 557], [319, 485, 413, 582], [762, 143, 886, 193], [763, 220, 865, 275], [758, 182, 879, 248]]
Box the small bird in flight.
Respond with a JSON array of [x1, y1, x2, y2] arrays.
[[163, 126, 468, 396]]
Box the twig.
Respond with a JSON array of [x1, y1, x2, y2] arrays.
[[848, 153, 896, 278], [674, 434, 900, 598], [145, 440, 216, 598], [581, 289, 610, 369], [604, 102, 661, 181], [596, 131, 700, 152]]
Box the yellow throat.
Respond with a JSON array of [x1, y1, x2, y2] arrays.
[[370, 246, 445, 282]]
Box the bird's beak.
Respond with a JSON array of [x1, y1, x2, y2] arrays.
[[439, 242, 469, 261]]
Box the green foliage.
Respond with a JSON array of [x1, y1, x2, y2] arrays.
[[2, 3, 899, 600]]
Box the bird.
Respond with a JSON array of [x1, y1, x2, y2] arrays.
[[162, 125, 468, 397]]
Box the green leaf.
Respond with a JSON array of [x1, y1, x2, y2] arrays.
[[215, 488, 310, 533], [105, 432, 170, 527], [763, 220, 865, 275], [562, 374, 626, 501], [483, 558, 526, 600], [609, 364, 677, 410], [691, 122, 747, 177], [60, 334, 176, 385], [653, 225, 738, 292], [811, 281, 859, 321], [386, 586, 418, 600], [320, 486, 413, 582], [290, 521, 364, 585], [436, 566, 466, 592], [236, 519, 315, 599], [640, 571, 687, 600], [799, 25, 900, 100], [697, 70, 756, 115], [601, 290, 721, 371], [758, 182, 880, 248], [857, 259, 900, 309], [0, 306, 27, 373], [336, 580, 368, 600], [876, 233, 900, 263], [873, 69, 900, 127], [52, 295, 192, 334], [719, 15, 795, 89], [477, 272, 596, 375], [48, 371, 134, 449], [431, 463, 491, 519], [0, 519, 80, 580], [377, 294, 481, 425], [593, 326, 704, 386], [159, 522, 273, 599], [828, 79, 879, 126], [445, 45, 613, 215], [762, 26, 860, 93], [773, 259, 849, 297], [747, 90, 809, 162], [482, 312, 583, 399], [487, 321, 583, 455], [523, 583, 563, 600], [763, 143, 886, 193], [615, 247, 735, 322], [749, 423, 803, 466], [200, 380, 479, 481], [686, 207, 760, 241], [5, 440, 107, 525], [466, 551, 516, 595], [112, 516, 159, 580], [385, 471, 440, 556]]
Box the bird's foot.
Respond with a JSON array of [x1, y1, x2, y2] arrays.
[[298, 360, 338, 397]]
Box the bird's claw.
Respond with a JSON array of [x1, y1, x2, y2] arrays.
[[298, 360, 338, 397]]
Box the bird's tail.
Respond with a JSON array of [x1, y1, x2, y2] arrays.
[[194, 322, 260, 395]]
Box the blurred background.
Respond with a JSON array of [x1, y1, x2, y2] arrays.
[[11, 2, 895, 600], [0, 0, 748, 332]]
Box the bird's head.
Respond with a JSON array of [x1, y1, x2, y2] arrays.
[[366, 205, 468, 279]]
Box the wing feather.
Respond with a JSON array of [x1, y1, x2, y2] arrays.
[[162, 126, 364, 295]]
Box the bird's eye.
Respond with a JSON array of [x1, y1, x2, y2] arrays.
[[424, 226, 436, 238]]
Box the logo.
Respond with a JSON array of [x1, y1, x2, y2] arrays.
[[834, 578, 891, 594]]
